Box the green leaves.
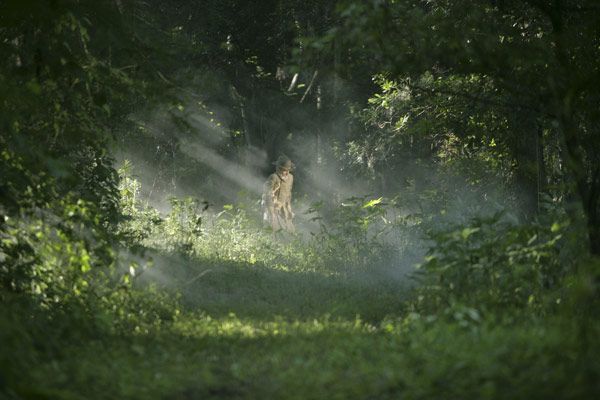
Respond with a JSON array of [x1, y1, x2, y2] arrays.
[[416, 214, 569, 313], [460, 227, 480, 240], [362, 197, 383, 208], [0, 196, 115, 309]]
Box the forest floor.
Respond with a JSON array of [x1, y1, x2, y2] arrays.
[[17, 243, 596, 400]]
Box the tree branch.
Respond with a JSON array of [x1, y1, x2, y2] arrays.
[[300, 70, 319, 103], [407, 81, 553, 118]]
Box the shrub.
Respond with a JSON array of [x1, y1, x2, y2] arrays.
[[414, 212, 568, 314]]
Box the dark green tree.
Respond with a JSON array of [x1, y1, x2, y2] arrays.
[[327, 0, 600, 254]]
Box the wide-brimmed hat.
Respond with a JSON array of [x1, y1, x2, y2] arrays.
[[273, 155, 294, 171]]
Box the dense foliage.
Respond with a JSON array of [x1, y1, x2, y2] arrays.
[[1, 0, 599, 399]]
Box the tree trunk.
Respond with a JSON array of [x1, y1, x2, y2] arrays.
[[550, 3, 599, 256], [536, 125, 547, 210], [586, 164, 600, 255], [514, 118, 540, 219], [558, 107, 598, 255]]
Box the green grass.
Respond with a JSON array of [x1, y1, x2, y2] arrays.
[[17, 311, 599, 400], [135, 249, 410, 322], [6, 244, 599, 400], [3, 203, 599, 399]]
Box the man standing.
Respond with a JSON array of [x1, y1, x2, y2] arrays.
[[262, 155, 295, 233]]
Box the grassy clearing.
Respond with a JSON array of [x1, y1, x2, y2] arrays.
[[3, 194, 599, 399], [22, 310, 598, 400], [135, 250, 410, 322], [10, 238, 599, 400]]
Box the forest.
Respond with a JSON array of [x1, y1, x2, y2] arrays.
[[1, 0, 599, 398]]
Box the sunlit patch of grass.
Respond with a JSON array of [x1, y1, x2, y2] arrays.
[[24, 311, 598, 400], [171, 313, 378, 339], [118, 193, 414, 323], [117, 177, 411, 280]]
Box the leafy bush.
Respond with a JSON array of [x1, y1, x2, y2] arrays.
[[0, 197, 114, 308], [305, 196, 398, 273], [414, 212, 568, 313]]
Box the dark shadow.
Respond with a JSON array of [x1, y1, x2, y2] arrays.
[[131, 247, 412, 323]]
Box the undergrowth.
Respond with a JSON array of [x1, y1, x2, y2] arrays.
[[1, 168, 599, 399]]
